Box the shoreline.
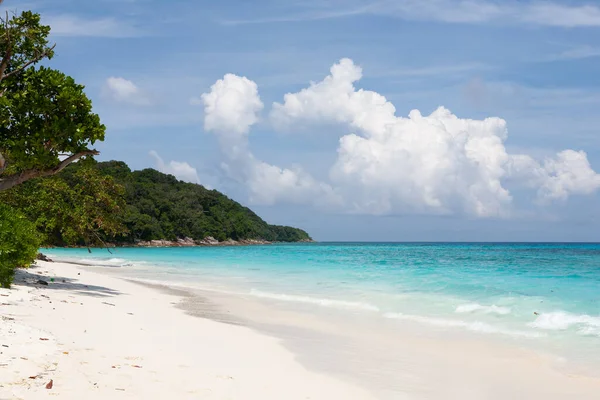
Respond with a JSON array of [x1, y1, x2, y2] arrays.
[[0, 261, 373, 399], [41, 237, 315, 250]]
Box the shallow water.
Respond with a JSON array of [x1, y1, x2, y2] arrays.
[[47, 243, 600, 377]]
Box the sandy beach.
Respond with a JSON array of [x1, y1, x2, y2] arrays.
[[0, 261, 375, 400], [3, 259, 600, 400]]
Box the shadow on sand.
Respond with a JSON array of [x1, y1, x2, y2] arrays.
[[13, 265, 121, 298]]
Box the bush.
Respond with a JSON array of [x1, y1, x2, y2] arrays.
[[0, 204, 41, 288]]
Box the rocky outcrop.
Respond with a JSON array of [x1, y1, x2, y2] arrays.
[[238, 239, 273, 245], [195, 236, 220, 246], [135, 237, 272, 248]]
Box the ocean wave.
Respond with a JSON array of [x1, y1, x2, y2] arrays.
[[529, 311, 600, 336], [249, 290, 380, 312], [68, 257, 132, 267], [384, 312, 543, 338], [455, 303, 511, 315]]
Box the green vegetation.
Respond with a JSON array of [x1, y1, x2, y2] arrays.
[[0, 204, 41, 287], [88, 160, 310, 243], [0, 11, 106, 285], [0, 12, 104, 192], [2, 159, 312, 246], [2, 164, 126, 247]]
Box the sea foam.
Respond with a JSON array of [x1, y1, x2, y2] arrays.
[[529, 311, 600, 336], [455, 303, 511, 315], [384, 312, 543, 338], [250, 290, 380, 312]]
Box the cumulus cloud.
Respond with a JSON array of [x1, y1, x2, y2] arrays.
[[199, 58, 600, 216], [149, 151, 202, 185], [201, 74, 264, 137], [509, 151, 600, 202], [269, 58, 600, 216], [103, 77, 152, 106], [201, 75, 339, 206]]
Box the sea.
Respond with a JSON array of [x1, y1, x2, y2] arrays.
[[46, 242, 600, 397]]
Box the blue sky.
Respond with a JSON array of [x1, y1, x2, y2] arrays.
[[8, 0, 600, 241]]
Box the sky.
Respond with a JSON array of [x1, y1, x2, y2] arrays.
[[6, 0, 600, 241]]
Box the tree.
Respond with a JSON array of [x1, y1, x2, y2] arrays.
[[0, 11, 105, 192], [0, 203, 41, 287], [1, 165, 127, 247]]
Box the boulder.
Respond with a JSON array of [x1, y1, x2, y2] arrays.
[[36, 253, 53, 262]]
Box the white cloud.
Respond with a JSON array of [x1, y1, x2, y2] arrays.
[[247, 160, 340, 206], [523, 3, 600, 27], [103, 77, 152, 106], [270, 58, 600, 216], [189, 96, 204, 106], [201, 74, 339, 206], [540, 151, 600, 200], [384, 0, 504, 24], [220, 3, 378, 25], [221, 1, 600, 28], [43, 15, 142, 38], [379, 62, 490, 78], [149, 151, 202, 185], [509, 151, 600, 202], [201, 74, 264, 138], [548, 45, 600, 61]]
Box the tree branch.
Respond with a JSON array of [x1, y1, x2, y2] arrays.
[[0, 150, 98, 192], [2, 44, 56, 81]]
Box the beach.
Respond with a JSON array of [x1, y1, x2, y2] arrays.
[[0, 261, 374, 400], [2, 254, 600, 399]]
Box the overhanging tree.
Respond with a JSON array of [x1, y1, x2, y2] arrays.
[[1, 165, 127, 247], [0, 11, 105, 192]]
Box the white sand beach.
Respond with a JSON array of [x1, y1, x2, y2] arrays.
[[0, 261, 375, 400], [3, 260, 600, 400]]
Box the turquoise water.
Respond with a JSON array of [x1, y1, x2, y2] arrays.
[[46, 243, 600, 363]]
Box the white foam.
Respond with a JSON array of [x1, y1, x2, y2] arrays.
[[455, 303, 511, 315], [250, 290, 380, 312], [384, 312, 543, 338], [529, 311, 600, 336], [62, 257, 131, 267]]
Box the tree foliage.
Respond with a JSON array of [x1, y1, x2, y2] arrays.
[[1, 165, 127, 247], [0, 203, 41, 287], [3, 159, 311, 245], [96, 161, 312, 243], [5, 160, 311, 245], [0, 11, 105, 192]]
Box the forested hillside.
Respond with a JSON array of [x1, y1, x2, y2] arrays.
[[3, 160, 312, 246], [95, 161, 311, 243]]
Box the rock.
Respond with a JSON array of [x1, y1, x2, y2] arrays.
[[176, 237, 195, 247], [196, 236, 220, 246], [239, 239, 271, 245], [36, 253, 53, 262], [136, 236, 281, 247], [36, 279, 49, 286], [45, 379, 53, 389]]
